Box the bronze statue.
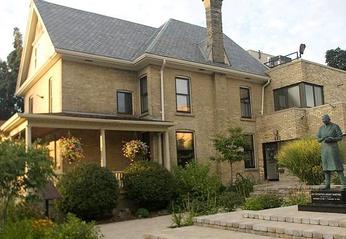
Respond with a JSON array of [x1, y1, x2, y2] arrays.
[[317, 115, 346, 190]]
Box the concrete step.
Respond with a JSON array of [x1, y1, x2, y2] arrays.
[[243, 205, 346, 228], [194, 209, 346, 238], [143, 225, 278, 239]]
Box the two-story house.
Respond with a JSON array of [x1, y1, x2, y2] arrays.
[[1, 0, 346, 183]]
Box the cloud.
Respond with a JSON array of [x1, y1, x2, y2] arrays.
[[0, 0, 345, 64]]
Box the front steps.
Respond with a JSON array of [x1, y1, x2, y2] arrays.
[[145, 206, 346, 239]]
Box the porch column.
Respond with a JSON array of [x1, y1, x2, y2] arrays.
[[163, 131, 171, 171], [25, 125, 32, 152], [157, 133, 163, 165], [100, 129, 107, 167]]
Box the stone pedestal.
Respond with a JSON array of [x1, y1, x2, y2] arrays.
[[298, 190, 346, 213]]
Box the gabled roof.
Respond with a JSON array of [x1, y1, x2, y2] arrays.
[[33, 0, 267, 76]]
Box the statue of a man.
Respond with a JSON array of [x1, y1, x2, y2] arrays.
[[317, 114, 346, 190]]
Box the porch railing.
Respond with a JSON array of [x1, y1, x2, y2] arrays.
[[113, 171, 125, 189]]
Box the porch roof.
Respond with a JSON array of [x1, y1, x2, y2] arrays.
[[0, 113, 175, 136]]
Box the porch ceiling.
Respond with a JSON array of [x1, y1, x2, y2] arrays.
[[0, 113, 175, 136]]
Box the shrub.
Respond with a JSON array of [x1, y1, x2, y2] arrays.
[[58, 163, 119, 221], [242, 194, 283, 210], [0, 219, 41, 239], [277, 138, 324, 185], [46, 214, 103, 239], [228, 173, 255, 198], [0, 140, 54, 223], [173, 163, 222, 203], [124, 161, 175, 210], [217, 191, 244, 212], [122, 140, 149, 162], [136, 208, 150, 218], [283, 190, 310, 206]]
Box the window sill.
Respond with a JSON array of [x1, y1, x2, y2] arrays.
[[240, 117, 255, 122], [244, 168, 258, 172], [175, 112, 195, 117], [140, 112, 149, 117]]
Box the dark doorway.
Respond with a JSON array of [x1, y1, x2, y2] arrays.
[[263, 142, 279, 181]]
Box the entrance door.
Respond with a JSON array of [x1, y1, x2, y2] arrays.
[[263, 142, 279, 181]]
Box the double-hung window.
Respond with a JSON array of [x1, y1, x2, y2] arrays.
[[176, 131, 194, 166], [176, 78, 191, 113], [240, 87, 252, 118], [244, 135, 256, 169], [117, 91, 132, 114], [140, 76, 148, 114]]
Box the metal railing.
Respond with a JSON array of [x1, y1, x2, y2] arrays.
[[113, 171, 125, 189], [264, 52, 300, 68]]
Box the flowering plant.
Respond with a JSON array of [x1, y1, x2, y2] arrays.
[[60, 136, 84, 164], [122, 140, 149, 163]]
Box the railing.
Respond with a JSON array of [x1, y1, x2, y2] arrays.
[[264, 52, 300, 68], [113, 171, 125, 189]]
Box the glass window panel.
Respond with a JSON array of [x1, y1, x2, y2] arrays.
[[274, 88, 288, 110], [140, 77, 147, 94], [140, 77, 148, 113], [176, 132, 194, 166], [176, 79, 189, 94], [305, 84, 314, 107], [117, 92, 132, 114], [314, 86, 323, 106], [240, 88, 251, 118], [177, 95, 190, 112], [244, 135, 255, 169], [287, 85, 300, 107]]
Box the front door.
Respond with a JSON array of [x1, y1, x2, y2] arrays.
[[263, 142, 279, 181]]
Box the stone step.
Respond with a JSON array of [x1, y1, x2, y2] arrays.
[[143, 225, 278, 239], [242, 205, 346, 228], [194, 209, 346, 238]]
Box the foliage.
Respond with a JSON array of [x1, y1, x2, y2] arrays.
[[0, 27, 23, 120], [0, 219, 44, 239], [5, 201, 45, 222], [211, 127, 248, 183], [170, 199, 195, 228], [217, 191, 244, 212], [173, 163, 222, 207], [122, 139, 149, 163], [124, 161, 175, 210], [58, 163, 119, 221], [136, 208, 150, 218], [242, 194, 283, 210], [60, 136, 84, 165], [277, 138, 324, 185], [326, 47, 346, 71], [0, 140, 54, 224], [46, 214, 103, 239], [283, 190, 310, 206], [228, 173, 255, 198]]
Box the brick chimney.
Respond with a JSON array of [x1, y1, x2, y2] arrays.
[[203, 0, 225, 64]]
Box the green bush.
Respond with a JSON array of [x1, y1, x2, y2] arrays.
[[58, 163, 119, 221], [277, 138, 324, 185], [217, 191, 244, 212], [283, 190, 310, 206], [136, 208, 150, 218], [124, 161, 175, 210], [46, 214, 103, 239], [0, 219, 41, 239], [242, 194, 283, 210], [173, 163, 222, 203], [228, 174, 255, 198]]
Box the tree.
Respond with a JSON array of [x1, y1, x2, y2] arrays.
[[325, 47, 346, 71], [0, 27, 24, 120], [0, 140, 54, 224], [211, 127, 248, 183]]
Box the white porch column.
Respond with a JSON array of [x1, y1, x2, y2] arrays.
[[25, 125, 32, 152], [100, 129, 107, 167], [163, 131, 171, 171], [157, 133, 163, 165]]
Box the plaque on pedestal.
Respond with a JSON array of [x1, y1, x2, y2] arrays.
[[298, 190, 346, 213]]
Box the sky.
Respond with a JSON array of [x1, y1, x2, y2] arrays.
[[0, 0, 345, 64]]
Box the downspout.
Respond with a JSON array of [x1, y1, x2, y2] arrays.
[[160, 59, 167, 121], [261, 78, 271, 115]]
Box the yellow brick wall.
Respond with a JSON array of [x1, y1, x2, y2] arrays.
[[24, 59, 62, 113]]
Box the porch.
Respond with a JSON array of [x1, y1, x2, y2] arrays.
[[0, 112, 175, 187]]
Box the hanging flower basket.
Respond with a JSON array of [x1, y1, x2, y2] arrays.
[[122, 139, 149, 163], [60, 136, 84, 165]]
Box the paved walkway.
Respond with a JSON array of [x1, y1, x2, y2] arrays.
[[99, 215, 172, 239]]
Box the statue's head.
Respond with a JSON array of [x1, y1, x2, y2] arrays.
[[322, 114, 331, 125]]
